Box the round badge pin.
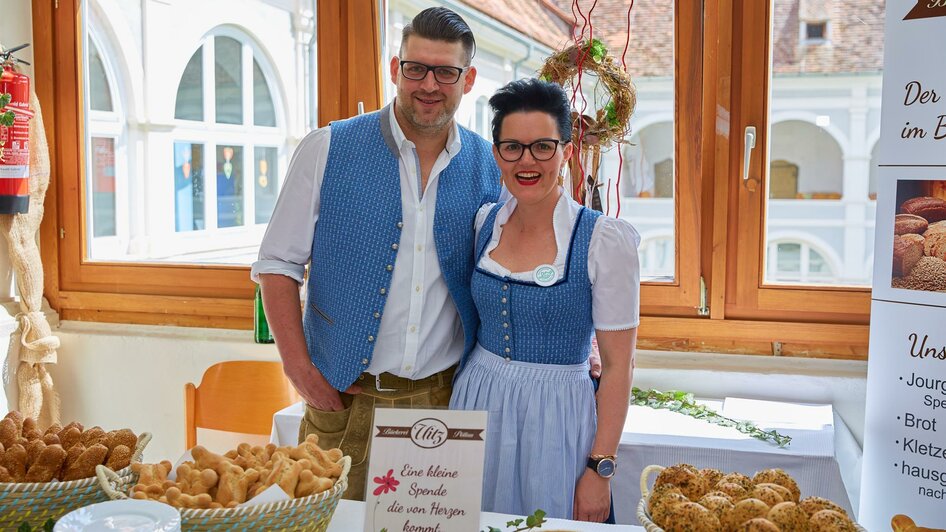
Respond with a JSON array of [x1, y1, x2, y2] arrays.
[[533, 264, 557, 287]]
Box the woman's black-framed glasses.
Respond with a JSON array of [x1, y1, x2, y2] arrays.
[[495, 139, 562, 162], [399, 60, 467, 85]]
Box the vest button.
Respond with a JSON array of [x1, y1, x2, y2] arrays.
[[396, 221, 404, 229], [503, 322, 509, 328], [501, 297, 507, 303], [368, 335, 375, 342], [502, 284, 509, 291], [501, 310, 507, 316], [504, 347, 510, 353], [504, 335, 510, 341], [362, 358, 369, 365], [374, 312, 381, 319], [380, 288, 387, 295], [386, 265, 393, 271], [504, 357, 511, 362], [391, 243, 399, 250]]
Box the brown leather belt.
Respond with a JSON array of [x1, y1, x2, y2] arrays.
[[357, 366, 455, 392]]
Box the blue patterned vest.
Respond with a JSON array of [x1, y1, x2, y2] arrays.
[[471, 202, 601, 364], [304, 105, 501, 390]]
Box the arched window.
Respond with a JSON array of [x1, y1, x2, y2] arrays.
[[766, 240, 836, 284], [172, 29, 283, 237]]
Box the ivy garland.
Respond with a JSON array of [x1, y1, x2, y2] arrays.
[[631, 388, 793, 448]]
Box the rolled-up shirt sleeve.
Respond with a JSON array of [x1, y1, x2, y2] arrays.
[[250, 127, 330, 285], [589, 216, 642, 330]]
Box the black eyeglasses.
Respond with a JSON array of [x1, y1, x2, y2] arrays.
[[399, 60, 467, 85], [495, 139, 563, 162]]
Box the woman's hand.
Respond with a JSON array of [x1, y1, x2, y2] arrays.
[[573, 469, 611, 523]]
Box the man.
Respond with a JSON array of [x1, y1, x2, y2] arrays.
[[251, 7, 500, 500]]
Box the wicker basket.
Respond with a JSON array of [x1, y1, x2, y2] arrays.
[[637, 464, 867, 532], [0, 432, 151, 529], [96, 455, 351, 531]]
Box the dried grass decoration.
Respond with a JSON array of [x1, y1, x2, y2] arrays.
[[539, 38, 635, 149], [539, 39, 635, 209]]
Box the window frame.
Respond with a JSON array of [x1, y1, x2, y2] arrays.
[[723, 0, 871, 325], [35, 0, 871, 358]]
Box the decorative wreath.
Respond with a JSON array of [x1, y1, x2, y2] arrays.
[[539, 39, 636, 149]]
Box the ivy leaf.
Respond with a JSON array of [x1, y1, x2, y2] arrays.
[[0, 111, 16, 127], [0, 92, 11, 108], [525, 509, 547, 527], [17, 523, 32, 532], [507, 519, 523, 527], [604, 102, 619, 127], [43, 520, 56, 532], [586, 38, 607, 63], [485, 528, 502, 532]]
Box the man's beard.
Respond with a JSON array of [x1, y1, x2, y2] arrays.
[[397, 91, 454, 132]]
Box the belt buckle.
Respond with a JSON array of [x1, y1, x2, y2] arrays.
[[375, 374, 398, 392]]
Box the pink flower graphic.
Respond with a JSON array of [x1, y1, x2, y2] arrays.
[[373, 469, 400, 496]]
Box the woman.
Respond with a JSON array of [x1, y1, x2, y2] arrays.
[[450, 78, 640, 523]]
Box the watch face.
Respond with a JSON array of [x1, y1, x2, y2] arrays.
[[597, 458, 616, 478]]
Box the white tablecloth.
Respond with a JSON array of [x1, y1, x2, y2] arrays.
[[326, 499, 644, 531], [272, 398, 861, 526]]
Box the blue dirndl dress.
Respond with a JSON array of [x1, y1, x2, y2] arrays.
[[450, 202, 601, 520]]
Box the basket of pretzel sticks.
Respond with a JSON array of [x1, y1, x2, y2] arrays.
[[96, 434, 350, 531], [637, 463, 867, 531], [0, 410, 150, 529]]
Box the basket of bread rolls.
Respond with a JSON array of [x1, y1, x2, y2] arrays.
[[637, 464, 866, 531], [0, 410, 150, 528], [96, 434, 350, 531]]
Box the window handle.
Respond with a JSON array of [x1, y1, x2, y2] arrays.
[[743, 126, 758, 191]]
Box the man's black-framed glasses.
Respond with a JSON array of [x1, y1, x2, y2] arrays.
[[399, 60, 467, 84], [495, 139, 563, 162]]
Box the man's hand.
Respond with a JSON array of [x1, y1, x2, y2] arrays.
[[286, 360, 361, 411], [589, 337, 602, 379], [573, 469, 611, 523]]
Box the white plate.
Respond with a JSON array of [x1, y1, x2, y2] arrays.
[[55, 500, 181, 532]]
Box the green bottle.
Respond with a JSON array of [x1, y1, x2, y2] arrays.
[[254, 285, 275, 343]]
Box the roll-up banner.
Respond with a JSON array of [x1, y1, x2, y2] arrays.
[[860, 2, 946, 530]]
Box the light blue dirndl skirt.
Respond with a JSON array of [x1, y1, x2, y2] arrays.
[[449, 343, 597, 520]]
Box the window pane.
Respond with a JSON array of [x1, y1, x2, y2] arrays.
[[215, 36, 243, 125], [82, 1, 305, 265], [174, 142, 204, 232], [254, 147, 278, 223], [90, 137, 116, 237], [88, 40, 113, 112], [216, 145, 244, 228], [253, 59, 276, 127], [763, 1, 884, 286], [776, 242, 801, 273], [175, 47, 203, 121]]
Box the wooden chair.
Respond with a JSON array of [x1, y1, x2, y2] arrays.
[[184, 361, 299, 449]]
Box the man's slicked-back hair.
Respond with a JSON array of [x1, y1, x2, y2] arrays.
[[400, 7, 476, 65], [489, 78, 573, 144]]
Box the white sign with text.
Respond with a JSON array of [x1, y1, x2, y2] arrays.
[[363, 408, 486, 532], [862, 1, 946, 530]]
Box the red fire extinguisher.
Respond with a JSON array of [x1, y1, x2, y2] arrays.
[[0, 44, 34, 214]]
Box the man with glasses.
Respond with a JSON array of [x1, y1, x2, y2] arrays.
[[251, 7, 500, 500]]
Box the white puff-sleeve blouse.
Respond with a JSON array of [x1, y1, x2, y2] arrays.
[[474, 191, 642, 331]]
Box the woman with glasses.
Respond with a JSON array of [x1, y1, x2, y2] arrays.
[[450, 78, 640, 523]]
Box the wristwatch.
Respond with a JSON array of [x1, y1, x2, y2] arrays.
[[586, 454, 617, 479]]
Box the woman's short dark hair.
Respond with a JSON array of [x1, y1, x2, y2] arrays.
[[489, 79, 573, 144], [401, 7, 475, 65]]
